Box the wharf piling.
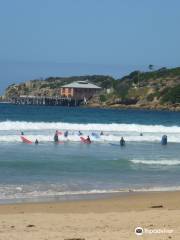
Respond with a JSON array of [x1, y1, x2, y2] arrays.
[[10, 96, 82, 107]]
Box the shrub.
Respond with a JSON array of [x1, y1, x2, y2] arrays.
[[100, 94, 107, 102], [161, 85, 180, 104], [147, 93, 155, 102]]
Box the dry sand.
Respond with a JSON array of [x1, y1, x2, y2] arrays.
[[0, 191, 180, 239]]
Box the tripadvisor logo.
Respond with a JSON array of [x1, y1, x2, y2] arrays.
[[135, 226, 173, 235], [135, 227, 144, 236]]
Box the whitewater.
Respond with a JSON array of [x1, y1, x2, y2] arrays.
[[1, 120, 180, 143]]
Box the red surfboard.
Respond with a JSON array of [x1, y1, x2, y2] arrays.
[[21, 136, 33, 144], [80, 137, 91, 144]]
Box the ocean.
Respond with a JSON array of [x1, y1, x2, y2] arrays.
[[1, 104, 180, 203]]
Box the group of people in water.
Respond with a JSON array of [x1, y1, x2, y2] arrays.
[[21, 131, 168, 146], [53, 130, 91, 144]]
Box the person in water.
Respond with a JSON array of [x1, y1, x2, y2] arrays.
[[120, 137, 125, 146], [35, 139, 39, 144], [100, 131, 104, 136], [54, 131, 59, 143], [78, 131, 82, 136], [21, 131, 24, 135], [86, 136, 91, 142], [161, 135, 167, 145], [64, 130, 68, 137], [140, 133, 143, 136]]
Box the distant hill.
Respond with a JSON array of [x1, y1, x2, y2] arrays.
[[3, 67, 180, 111]]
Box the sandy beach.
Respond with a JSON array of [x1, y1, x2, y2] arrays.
[[0, 191, 179, 240]]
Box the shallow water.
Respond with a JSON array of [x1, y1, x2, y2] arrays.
[[0, 104, 180, 203]]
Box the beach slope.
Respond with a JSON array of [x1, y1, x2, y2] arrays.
[[0, 191, 180, 239]]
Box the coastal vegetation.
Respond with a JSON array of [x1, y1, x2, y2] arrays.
[[3, 66, 180, 110]]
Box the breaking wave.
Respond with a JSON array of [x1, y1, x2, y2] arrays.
[[1, 120, 180, 143], [0, 120, 180, 132], [1, 184, 180, 203], [130, 159, 180, 166]]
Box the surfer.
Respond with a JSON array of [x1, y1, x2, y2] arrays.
[[54, 131, 59, 143], [86, 136, 91, 143], [161, 135, 167, 145], [21, 131, 24, 135], [35, 139, 39, 144], [120, 137, 125, 146], [140, 133, 143, 136], [78, 131, 83, 136], [64, 130, 68, 137], [100, 131, 104, 136]]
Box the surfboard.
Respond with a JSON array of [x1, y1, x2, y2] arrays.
[[109, 143, 120, 147], [91, 132, 100, 138], [110, 143, 125, 147], [80, 137, 91, 144], [57, 131, 63, 135], [21, 136, 33, 144]]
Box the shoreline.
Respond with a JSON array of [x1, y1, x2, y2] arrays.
[[86, 103, 180, 112], [1, 190, 180, 213], [1, 188, 180, 206], [0, 191, 179, 239]]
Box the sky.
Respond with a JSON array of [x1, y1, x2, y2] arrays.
[[0, 0, 180, 94]]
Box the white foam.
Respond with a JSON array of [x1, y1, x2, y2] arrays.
[[1, 121, 180, 143], [0, 188, 125, 200], [130, 159, 180, 166], [0, 185, 180, 201], [0, 120, 180, 133]]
